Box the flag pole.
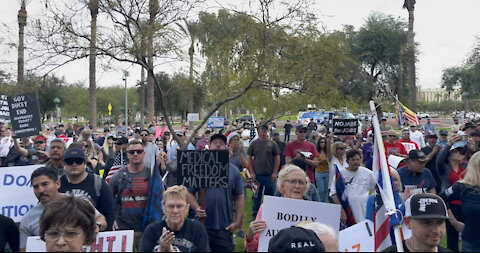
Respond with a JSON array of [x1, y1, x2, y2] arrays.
[[369, 101, 404, 252]]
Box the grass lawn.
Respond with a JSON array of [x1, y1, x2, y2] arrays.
[[235, 189, 253, 252]]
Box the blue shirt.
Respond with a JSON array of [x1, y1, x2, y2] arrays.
[[397, 166, 436, 194], [189, 163, 244, 230], [168, 142, 195, 161]]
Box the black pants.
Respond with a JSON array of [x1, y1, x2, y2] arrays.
[[207, 229, 235, 252], [446, 204, 464, 252]]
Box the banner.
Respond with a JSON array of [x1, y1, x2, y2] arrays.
[[0, 165, 43, 222], [8, 93, 42, 138], [207, 117, 224, 129], [26, 230, 134, 252], [187, 113, 199, 122], [177, 150, 229, 188], [338, 221, 374, 252], [258, 196, 341, 252], [333, 119, 359, 135], [0, 94, 10, 122]]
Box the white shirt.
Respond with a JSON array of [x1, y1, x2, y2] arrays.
[[409, 130, 425, 148], [328, 156, 348, 191], [329, 166, 376, 223]]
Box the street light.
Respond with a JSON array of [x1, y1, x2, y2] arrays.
[[122, 70, 129, 128], [462, 91, 469, 120]]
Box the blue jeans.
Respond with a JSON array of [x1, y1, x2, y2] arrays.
[[462, 240, 480, 252], [315, 172, 329, 203], [252, 174, 276, 219]]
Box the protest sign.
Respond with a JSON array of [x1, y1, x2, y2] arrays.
[[338, 221, 374, 252], [333, 119, 359, 135], [26, 230, 134, 252], [0, 94, 10, 122], [177, 150, 229, 188], [207, 117, 224, 129], [8, 92, 42, 138], [0, 165, 43, 222], [187, 113, 199, 122], [258, 196, 341, 252]]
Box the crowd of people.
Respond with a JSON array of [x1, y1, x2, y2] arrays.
[[1, 116, 480, 252]]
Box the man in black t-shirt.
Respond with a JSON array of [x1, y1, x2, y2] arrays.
[[58, 147, 115, 230], [382, 193, 451, 252], [283, 120, 293, 143]]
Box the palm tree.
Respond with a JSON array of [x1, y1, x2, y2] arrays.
[[146, 0, 159, 124], [17, 0, 27, 86], [176, 19, 199, 116], [88, 0, 99, 130], [403, 0, 416, 111]]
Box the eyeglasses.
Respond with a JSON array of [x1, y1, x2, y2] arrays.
[[127, 149, 144, 155], [165, 204, 187, 211], [285, 179, 307, 186], [140, 134, 149, 137], [388, 135, 397, 137], [65, 158, 84, 165], [44, 230, 83, 242]]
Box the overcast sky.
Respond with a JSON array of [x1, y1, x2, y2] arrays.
[[1, 0, 479, 90]]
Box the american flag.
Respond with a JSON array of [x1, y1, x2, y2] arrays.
[[105, 151, 127, 184], [373, 133, 401, 251], [396, 99, 420, 126], [334, 165, 356, 228], [249, 114, 258, 142]]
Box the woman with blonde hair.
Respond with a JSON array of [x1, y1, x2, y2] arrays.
[[440, 151, 480, 252], [327, 135, 348, 194], [245, 165, 310, 252]]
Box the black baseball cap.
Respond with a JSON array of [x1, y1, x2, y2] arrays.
[[439, 129, 448, 136], [257, 124, 269, 130], [464, 122, 475, 130], [405, 193, 449, 219], [470, 131, 480, 137], [210, 134, 227, 144], [408, 150, 427, 162], [115, 136, 128, 144], [268, 226, 325, 252], [426, 132, 437, 138], [296, 124, 308, 131], [64, 148, 85, 160]]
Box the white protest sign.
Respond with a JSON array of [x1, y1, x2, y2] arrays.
[[258, 196, 341, 252], [26, 230, 134, 252], [339, 220, 374, 252], [388, 155, 406, 170], [0, 165, 43, 222], [58, 137, 74, 148], [187, 113, 199, 122]]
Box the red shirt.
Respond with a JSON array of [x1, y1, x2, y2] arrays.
[[283, 141, 319, 182], [399, 140, 420, 153], [449, 165, 466, 205], [384, 141, 408, 156]]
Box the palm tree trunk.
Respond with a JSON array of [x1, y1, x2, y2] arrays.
[[398, 49, 403, 102], [406, 0, 417, 111], [140, 66, 146, 128], [17, 2, 27, 86], [89, 0, 99, 131], [188, 42, 194, 114], [146, 0, 158, 124]]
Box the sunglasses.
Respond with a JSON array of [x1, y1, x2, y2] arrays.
[[34, 140, 45, 144], [141, 134, 149, 137], [128, 149, 144, 155], [115, 142, 122, 145], [388, 135, 397, 137], [65, 158, 84, 165]]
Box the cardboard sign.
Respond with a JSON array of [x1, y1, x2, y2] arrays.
[[177, 150, 229, 188], [207, 117, 224, 129], [0, 94, 10, 121], [338, 221, 374, 252], [333, 119, 358, 135], [187, 113, 199, 122], [8, 93, 42, 138], [26, 230, 134, 252], [258, 196, 341, 252], [0, 165, 43, 222]]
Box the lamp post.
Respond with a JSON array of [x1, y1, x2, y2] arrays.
[[53, 97, 60, 122], [122, 71, 129, 128], [462, 91, 469, 120]]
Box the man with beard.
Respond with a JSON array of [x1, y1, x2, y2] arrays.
[[19, 167, 106, 251]]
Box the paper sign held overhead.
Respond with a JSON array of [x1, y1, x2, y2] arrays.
[[8, 92, 42, 138], [333, 119, 359, 136]]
